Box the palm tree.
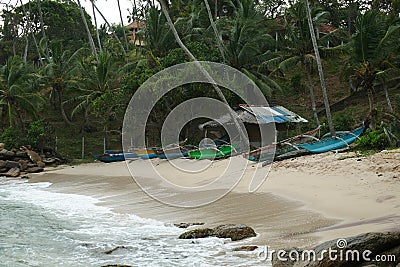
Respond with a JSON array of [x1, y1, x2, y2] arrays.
[[304, 0, 335, 136], [65, 51, 116, 120], [220, 0, 281, 98], [0, 56, 43, 128], [350, 10, 400, 113], [158, 0, 249, 144], [265, 1, 329, 127], [76, 0, 98, 61], [145, 6, 175, 56], [90, 0, 103, 52], [204, 0, 225, 61], [40, 42, 84, 125], [117, 0, 130, 50], [36, 0, 49, 58]]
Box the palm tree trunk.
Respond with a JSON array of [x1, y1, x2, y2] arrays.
[[91, 0, 102, 52], [159, 0, 248, 146], [383, 84, 393, 113], [58, 91, 72, 125], [76, 0, 98, 61], [36, 0, 49, 58], [20, 0, 43, 65], [306, 71, 320, 127], [117, 0, 130, 50], [204, 0, 225, 62], [304, 0, 335, 136], [92, 2, 127, 55]]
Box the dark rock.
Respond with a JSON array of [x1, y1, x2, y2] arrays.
[[272, 232, 400, 267], [179, 224, 256, 241], [25, 167, 44, 173], [271, 248, 302, 267], [0, 168, 8, 173], [103, 246, 127, 254], [20, 175, 30, 179], [5, 151, 15, 157], [15, 151, 28, 158], [4, 167, 20, 177], [233, 245, 258, 251], [5, 160, 19, 169], [213, 224, 257, 241], [179, 228, 214, 239], [0, 160, 5, 168], [18, 160, 28, 171], [174, 222, 205, 228]]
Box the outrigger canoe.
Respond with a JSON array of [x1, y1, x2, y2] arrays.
[[188, 144, 236, 160], [245, 127, 320, 162], [298, 125, 365, 153]]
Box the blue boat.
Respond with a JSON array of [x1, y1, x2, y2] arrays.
[[298, 125, 365, 153]]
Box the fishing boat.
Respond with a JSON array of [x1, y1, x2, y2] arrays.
[[155, 146, 190, 159], [93, 151, 138, 162], [188, 144, 236, 160], [132, 148, 158, 159], [154, 140, 189, 159], [298, 125, 365, 153], [245, 127, 320, 162]]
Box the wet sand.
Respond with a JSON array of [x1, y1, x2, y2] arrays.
[[30, 149, 400, 249]]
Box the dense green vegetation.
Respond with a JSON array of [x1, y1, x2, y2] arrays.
[[0, 0, 399, 157]]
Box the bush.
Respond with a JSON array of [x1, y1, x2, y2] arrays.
[[0, 127, 23, 149], [333, 110, 355, 131], [356, 127, 389, 150]]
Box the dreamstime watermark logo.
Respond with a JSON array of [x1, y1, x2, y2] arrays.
[[258, 238, 397, 263], [122, 62, 276, 207]]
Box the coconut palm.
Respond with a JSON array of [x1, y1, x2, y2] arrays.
[[0, 56, 43, 128], [304, 0, 334, 136], [40, 42, 85, 125], [117, 0, 130, 50], [76, 0, 98, 61], [220, 0, 281, 98], [349, 10, 400, 113], [65, 51, 117, 120], [265, 1, 330, 126]]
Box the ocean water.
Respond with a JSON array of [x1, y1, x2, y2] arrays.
[[0, 179, 271, 267]]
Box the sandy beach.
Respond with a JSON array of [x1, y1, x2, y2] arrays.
[[30, 149, 400, 250]]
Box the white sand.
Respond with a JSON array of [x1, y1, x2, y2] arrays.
[[31, 149, 400, 248]]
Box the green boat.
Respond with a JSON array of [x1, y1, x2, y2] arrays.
[[188, 145, 235, 160]]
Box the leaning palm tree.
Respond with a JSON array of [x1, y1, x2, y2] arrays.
[[76, 0, 98, 61], [90, 0, 103, 52], [158, 0, 249, 144], [265, 1, 329, 127], [304, 0, 335, 136], [117, 0, 130, 50]]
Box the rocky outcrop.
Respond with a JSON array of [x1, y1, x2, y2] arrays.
[[272, 232, 400, 267], [179, 224, 256, 241], [0, 146, 65, 178], [213, 224, 257, 241]]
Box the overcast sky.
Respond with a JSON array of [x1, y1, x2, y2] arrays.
[[80, 0, 133, 26], [0, 0, 134, 27]]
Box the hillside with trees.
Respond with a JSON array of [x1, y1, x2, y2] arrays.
[[0, 0, 399, 159]]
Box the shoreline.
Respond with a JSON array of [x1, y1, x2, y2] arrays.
[[29, 149, 400, 249]]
